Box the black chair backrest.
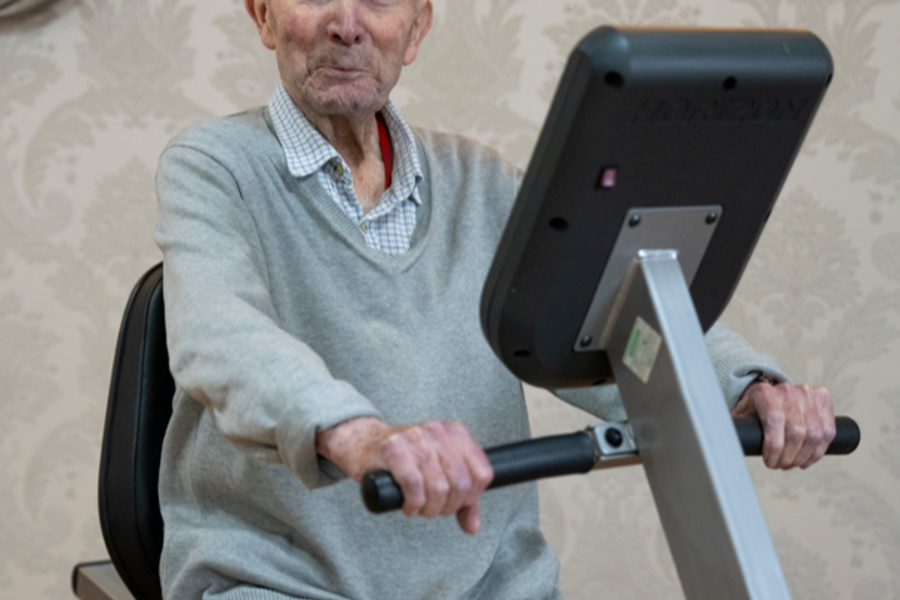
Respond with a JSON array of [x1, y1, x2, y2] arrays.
[[98, 263, 172, 600]]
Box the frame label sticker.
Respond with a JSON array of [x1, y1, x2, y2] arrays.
[[623, 316, 662, 383]]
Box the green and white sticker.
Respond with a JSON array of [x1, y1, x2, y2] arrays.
[[623, 316, 662, 383]]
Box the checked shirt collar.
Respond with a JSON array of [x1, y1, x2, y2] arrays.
[[268, 82, 423, 215]]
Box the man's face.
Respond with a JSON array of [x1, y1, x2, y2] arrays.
[[247, 0, 433, 120]]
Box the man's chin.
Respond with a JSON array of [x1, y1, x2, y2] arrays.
[[299, 84, 387, 119]]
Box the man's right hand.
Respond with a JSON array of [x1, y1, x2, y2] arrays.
[[316, 417, 493, 535]]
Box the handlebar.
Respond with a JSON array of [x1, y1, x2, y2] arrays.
[[361, 416, 860, 514]]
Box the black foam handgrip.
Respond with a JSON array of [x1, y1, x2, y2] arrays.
[[361, 432, 596, 514], [735, 415, 860, 456]]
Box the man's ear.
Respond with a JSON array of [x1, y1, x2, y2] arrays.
[[245, 0, 277, 51], [403, 0, 433, 66]]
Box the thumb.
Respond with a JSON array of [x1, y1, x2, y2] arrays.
[[731, 391, 759, 418]]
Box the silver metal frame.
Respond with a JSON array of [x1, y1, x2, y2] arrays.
[[600, 248, 791, 599]]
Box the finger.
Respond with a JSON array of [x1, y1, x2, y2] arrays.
[[752, 388, 786, 469], [777, 402, 807, 470], [429, 423, 472, 516], [414, 427, 451, 518], [456, 502, 481, 535], [451, 440, 492, 523], [791, 402, 821, 469], [383, 434, 427, 517], [802, 387, 836, 469], [457, 429, 493, 504]]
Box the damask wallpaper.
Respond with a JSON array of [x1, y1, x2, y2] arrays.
[[1, 0, 898, 598]]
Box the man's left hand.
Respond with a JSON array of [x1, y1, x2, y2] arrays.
[[731, 380, 836, 469]]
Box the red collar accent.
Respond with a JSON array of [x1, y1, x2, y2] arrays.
[[376, 112, 393, 190]]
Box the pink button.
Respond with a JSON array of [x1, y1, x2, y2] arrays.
[[600, 168, 617, 189]]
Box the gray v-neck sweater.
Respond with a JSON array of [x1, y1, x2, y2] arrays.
[[154, 107, 784, 600]]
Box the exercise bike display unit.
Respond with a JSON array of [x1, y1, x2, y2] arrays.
[[363, 26, 860, 600]]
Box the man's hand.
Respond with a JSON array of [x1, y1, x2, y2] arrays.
[[316, 417, 493, 534], [731, 380, 836, 469]]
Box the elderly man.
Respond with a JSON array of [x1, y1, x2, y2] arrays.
[[153, 1, 836, 598]]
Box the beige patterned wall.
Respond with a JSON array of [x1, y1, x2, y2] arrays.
[[1, 0, 899, 598]]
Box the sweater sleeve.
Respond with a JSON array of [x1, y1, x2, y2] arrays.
[[553, 322, 789, 421], [154, 143, 381, 490]]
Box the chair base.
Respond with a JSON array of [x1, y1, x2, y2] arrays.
[[72, 561, 135, 600]]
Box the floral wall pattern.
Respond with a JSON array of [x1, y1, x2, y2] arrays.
[[1, 0, 898, 598]]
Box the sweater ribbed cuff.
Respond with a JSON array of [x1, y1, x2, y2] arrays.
[[275, 379, 381, 490]]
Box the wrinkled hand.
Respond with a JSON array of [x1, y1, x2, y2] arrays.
[[316, 417, 493, 534], [731, 381, 836, 469]]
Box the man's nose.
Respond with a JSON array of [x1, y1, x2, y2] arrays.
[[326, 0, 365, 46]]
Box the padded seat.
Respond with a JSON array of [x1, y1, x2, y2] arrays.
[[73, 263, 172, 600]]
